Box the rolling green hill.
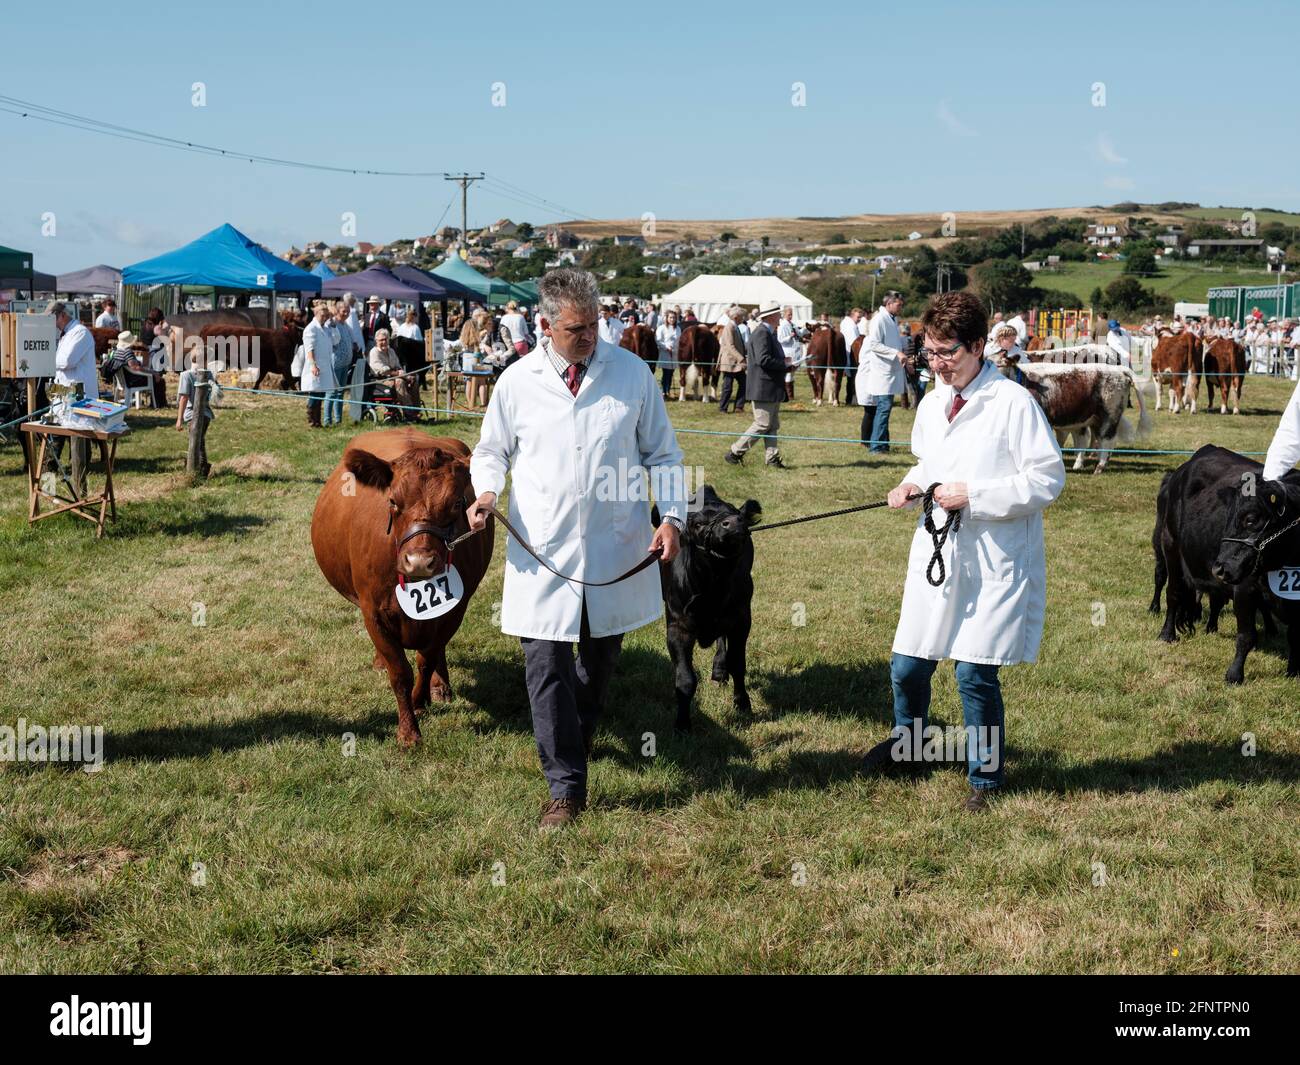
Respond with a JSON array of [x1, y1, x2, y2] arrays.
[[1032, 259, 1283, 307]]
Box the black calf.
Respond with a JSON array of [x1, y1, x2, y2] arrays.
[[653, 486, 761, 731]]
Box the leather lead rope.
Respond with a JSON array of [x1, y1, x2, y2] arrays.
[[921, 482, 961, 587], [449, 505, 662, 587]]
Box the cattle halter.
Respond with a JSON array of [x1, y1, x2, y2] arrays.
[[1220, 511, 1300, 577]]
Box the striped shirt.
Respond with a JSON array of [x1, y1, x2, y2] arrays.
[[541, 337, 592, 394]]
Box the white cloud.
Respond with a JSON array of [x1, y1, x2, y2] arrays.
[[1096, 134, 1127, 166], [937, 100, 977, 138]]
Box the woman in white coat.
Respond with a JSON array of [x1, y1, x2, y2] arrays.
[[299, 299, 337, 428], [863, 291, 1066, 811]]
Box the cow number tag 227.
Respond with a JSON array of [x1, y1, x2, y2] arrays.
[[1267, 567, 1300, 600], [395, 565, 464, 619]]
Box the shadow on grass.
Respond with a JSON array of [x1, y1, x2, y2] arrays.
[[101, 708, 394, 763]]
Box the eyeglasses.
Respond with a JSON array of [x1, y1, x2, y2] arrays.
[[921, 341, 964, 363]]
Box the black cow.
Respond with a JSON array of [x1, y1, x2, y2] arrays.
[[652, 485, 761, 731], [1151, 445, 1298, 683]]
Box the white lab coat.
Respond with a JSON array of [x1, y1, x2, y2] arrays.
[[893, 357, 1066, 665], [54, 320, 100, 400], [471, 338, 688, 641], [855, 306, 906, 401], [598, 316, 624, 347], [299, 318, 337, 392], [777, 318, 803, 364], [839, 316, 858, 353], [1263, 377, 1300, 481]]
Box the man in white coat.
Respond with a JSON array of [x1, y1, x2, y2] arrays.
[[856, 291, 907, 453], [863, 292, 1066, 811], [45, 300, 99, 496], [468, 268, 687, 829], [1263, 376, 1300, 481]]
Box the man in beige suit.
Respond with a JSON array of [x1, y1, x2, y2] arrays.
[[716, 307, 748, 414]]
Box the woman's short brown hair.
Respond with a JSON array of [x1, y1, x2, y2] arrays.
[[921, 291, 988, 351]]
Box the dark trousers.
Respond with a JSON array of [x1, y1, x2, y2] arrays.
[[660, 367, 674, 396], [718, 370, 746, 412], [520, 599, 624, 800]]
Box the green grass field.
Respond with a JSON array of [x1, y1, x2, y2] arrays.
[[1, 373, 1298, 974], [1036, 260, 1279, 308]]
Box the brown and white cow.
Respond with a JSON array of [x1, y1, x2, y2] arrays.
[[311, 430, 493, 747], [677, 322, 721, 401], [805, 323, 847, 406], [1202, 337, 1247, 415], [995, 356, 1153, 473], [1150, 331, 1202, 414]]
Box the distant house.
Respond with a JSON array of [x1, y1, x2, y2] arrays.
[[496, 238, 522, 253], [512, 242, 536, 259], [489, 218, 519, 236], [1084, 222, 1131, 247], [544, 226, 578, 249], [466, 254, 494, 270], [355, 241, 375, 256], [435, 226, 461, 243], [546, 250, 578, 268], [611, 233, 646, 247]]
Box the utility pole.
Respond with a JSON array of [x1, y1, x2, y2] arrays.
[[443, 173, 485, 248]]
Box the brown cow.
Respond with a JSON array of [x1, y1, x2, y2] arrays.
[[1150, 331, 1201, 414], [1202, 337, 1247, 415], [806, 324, 848, 406], [677, 322, 720, 401], [197, 322, 303, 388], [311, 430, 493, 747], [618, 322, 658, 366]]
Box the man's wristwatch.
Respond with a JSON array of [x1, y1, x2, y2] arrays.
[[663, 515, 685, 533]]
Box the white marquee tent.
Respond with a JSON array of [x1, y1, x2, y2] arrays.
[[658, 274, 814, 325]]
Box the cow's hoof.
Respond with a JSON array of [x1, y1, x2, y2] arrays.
[[673, 716, 693, 735], [428, 685, 451, 703], [734, 698, 752, 718], [711, 666, 729, 684], [1224, 670, 1244, 686], [396, 726, 422, 748], [1158, 631, 1177, 644]]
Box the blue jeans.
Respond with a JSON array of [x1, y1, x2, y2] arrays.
[[323, 356, 353, 425], [889, 652, 1005, 789], [863, 394, 893, 452]]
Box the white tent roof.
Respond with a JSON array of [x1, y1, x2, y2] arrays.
[[657, 274, 814, 325]]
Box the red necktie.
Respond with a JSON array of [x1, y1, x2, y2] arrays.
[[948, 393, 966, 422], [565, 363, 581, 396]]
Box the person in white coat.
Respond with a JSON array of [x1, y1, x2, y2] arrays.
[[863, 292, 1066, 811], [299, 299, 337, 428], [1105, 318, 1132, 369], [856, 291, 907, 453], [45, 300, 99, 495], [468, 268, 687, 829], [1263, 376, 1300, 481]]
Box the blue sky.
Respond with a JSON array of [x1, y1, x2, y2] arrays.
[[4, 0, 1297, 272]]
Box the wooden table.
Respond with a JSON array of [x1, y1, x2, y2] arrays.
[[20, 421, 126, 539], [444, 369, 495, 413]]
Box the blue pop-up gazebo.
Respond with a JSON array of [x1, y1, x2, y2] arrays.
[[310, 260, 336, 280], [123, 223, 321, 292]]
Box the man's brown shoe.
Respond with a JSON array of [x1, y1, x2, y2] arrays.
[[962, 788, 993, 813], [539, 796, 585, 830]]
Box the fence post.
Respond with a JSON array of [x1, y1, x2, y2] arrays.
[[187, 367, 210, 477]]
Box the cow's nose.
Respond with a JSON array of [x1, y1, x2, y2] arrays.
[[1212, 562, 1227, 581], [401, 551, 440, 579]]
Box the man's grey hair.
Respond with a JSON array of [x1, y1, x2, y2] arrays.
[[538, 267, 600, 321], [342, 292, 355, 306], [46, 300, 68, 317]]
